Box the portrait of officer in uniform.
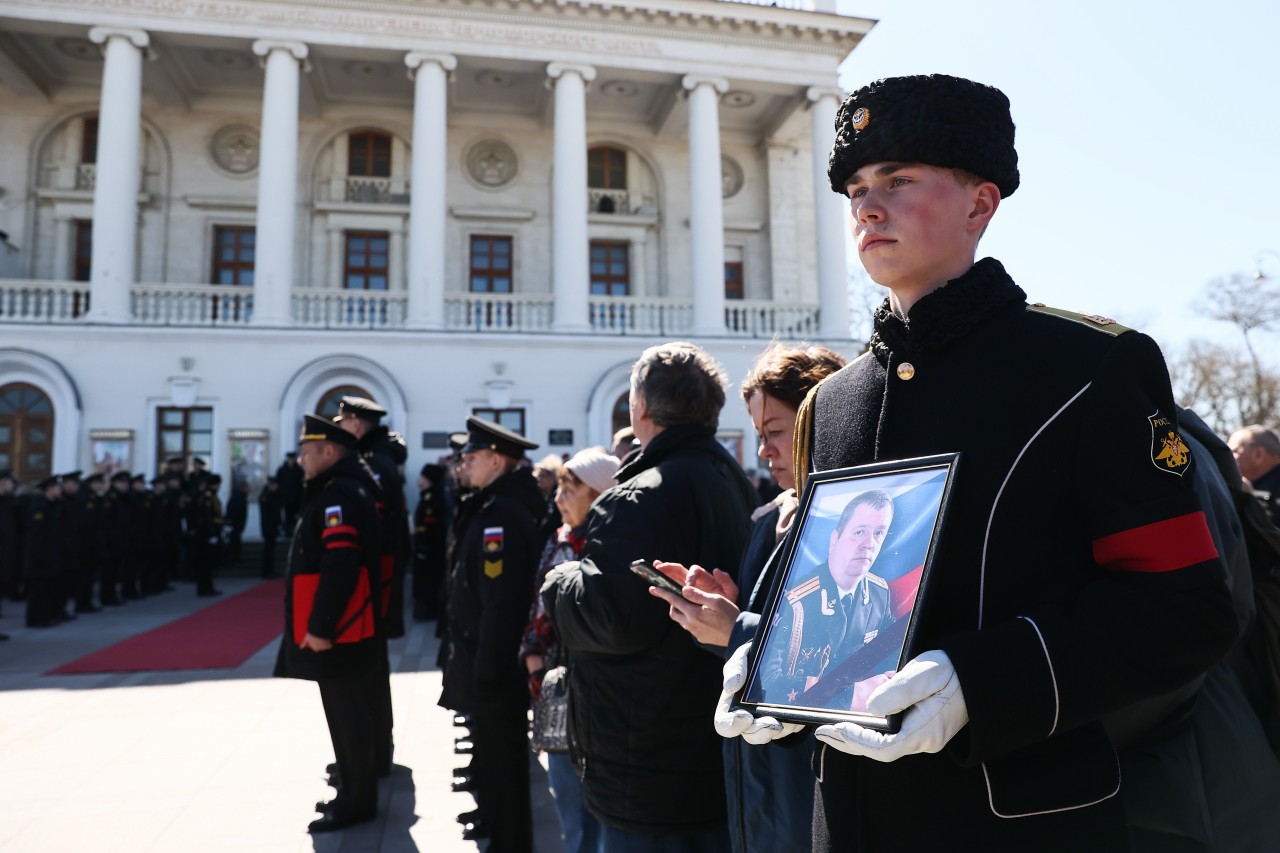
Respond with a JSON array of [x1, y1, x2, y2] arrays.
[[759, 489, 896, 712]]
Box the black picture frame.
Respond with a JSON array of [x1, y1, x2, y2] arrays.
[[735, 453, 960, 732]]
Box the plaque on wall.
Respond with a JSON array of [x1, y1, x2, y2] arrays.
[[548, 429, 574, 446]]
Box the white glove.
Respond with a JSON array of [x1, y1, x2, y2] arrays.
[[714, 642, 804, 745], [814, 650, 967, 762]]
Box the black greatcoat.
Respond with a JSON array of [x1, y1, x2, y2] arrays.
[[357, 426, 408, 638], [273, 453, 382, 682], [803, 259, 1238, 852], [544, 423, 758, 836], [439, 466, 545, 713]]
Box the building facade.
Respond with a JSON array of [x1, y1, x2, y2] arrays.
[[0, 0, 871, 523]]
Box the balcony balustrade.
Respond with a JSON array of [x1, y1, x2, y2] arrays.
[[75, 163, 97, 191], [0, 279, 820, 338]]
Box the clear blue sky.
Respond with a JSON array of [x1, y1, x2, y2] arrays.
[[833, 0, 1280, 360]]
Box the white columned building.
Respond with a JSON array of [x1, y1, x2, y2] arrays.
[[85, 27, 149, 325], [548, 62, 596, 333], [683, 74, 729, 337], [250, 40, 308, 327], [808, 87, 851, 338], [404, 52, 456, 330]]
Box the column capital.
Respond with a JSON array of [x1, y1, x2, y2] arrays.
[[681, 75, 729, 95], [252, 40, 308, 62], [405, 51, 457, 76], [547, 62, 597, 83], [88, 27, 149, 51], [806, 86, 843, 104]]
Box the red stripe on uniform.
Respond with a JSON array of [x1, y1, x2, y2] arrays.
[[325, 541, 359, 550], [1092, 511, 1219, 573], [322, 524, 358, 538]]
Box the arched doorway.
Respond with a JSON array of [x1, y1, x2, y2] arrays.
[[0, 383, 54, 483], [612, 392, 630, 436], [316, 384, 373, 419]]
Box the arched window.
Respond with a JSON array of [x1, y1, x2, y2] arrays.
[[0, 383, 54, 484], [612, 391, 630, 436], [315, 385, 373, 419]]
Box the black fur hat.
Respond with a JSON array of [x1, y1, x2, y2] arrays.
[[828, 74, 1019, 198]]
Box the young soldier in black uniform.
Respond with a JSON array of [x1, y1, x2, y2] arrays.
[[717, 74, 1237, 851], [274, 415, 383, 833], [259, 476, 283, 578], [439, 416, 544, 849], [189, 472, 223, 597], [0, 469, 15, 638]]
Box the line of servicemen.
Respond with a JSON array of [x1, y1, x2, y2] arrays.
[[0, 459, 234, 632]]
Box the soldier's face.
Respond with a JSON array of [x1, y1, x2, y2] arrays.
[[461, 449, 503, 490], [828, 503, 893, 588], [298, 442, 337, 481], [846, 161, 996, 297]]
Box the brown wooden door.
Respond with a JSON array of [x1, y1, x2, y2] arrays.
[[0, 383, 54, 484]]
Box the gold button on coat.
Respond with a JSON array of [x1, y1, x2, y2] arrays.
[[896, 362, 916, 380]]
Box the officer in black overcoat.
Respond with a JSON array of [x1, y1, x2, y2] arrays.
[[60, 471, 100, 613], [439, 416, 545, 848], [275, 452, 304, 534], [188, 472, 223, 597], [259, 477, 283, 578], [105, 471, 134, 602], [24, 476, 65, 627], [0, 469, 15, 637], [335, 395, 407, 779], [274, 414, 383, 833], [411, 463, 449, 621]]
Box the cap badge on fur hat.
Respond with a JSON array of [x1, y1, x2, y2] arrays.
[[850, 107, 871, 131]]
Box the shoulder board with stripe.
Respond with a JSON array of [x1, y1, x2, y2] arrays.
[[1027, 304, 1134, 336], [786, 576, 822, 603], [866, 573, 888, 589]]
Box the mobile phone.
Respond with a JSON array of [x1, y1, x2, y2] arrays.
[[629, 559, 685, 595]]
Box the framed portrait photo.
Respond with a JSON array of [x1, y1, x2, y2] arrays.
[[735, 453, 960, 732]]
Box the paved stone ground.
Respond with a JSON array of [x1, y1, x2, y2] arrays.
[[0, 576, 567, 852]]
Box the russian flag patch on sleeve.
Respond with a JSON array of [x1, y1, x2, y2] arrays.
[[483, 526, 504, 552], [325, 505, 343, 527]]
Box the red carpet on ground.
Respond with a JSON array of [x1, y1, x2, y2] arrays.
[[47, 579, 285, 675]]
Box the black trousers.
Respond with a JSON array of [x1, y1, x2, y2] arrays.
[[370, 644, 394, 773], [318, 676, 378, 817], [471, 708, 532, 853]]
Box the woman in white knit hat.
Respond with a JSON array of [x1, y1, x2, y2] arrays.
[[519, 446, 619, 853]]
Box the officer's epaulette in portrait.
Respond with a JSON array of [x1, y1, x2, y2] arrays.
[[1026, 304, 1134, 336], [866, 573, 888, 589], [786, 576, 822, 603]]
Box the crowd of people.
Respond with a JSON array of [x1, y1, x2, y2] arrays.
[[8, 71, 1280, 851], [0, 456, 299, 638]]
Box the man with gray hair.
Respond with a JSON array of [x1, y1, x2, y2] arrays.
[[544, 341, 758, 850], [1229, 424, 1280, 525]]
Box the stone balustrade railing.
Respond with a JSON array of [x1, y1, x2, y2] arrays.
[[293, 289, 408, 329], [0, 279, 821, 338], [444, 291, 556, 332], [0, 279, 91, 322]]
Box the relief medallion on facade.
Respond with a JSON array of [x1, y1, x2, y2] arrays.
[[465, 139, 519, 189], [210, 125, 260, 176], [722, 155, 744, 199]]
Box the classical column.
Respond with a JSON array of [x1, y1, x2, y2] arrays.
[[404, 52, 456, 330], [327, 226, 344, 290], [85, 27, 148, 324], [808, 87, 850, 339], [683, 75, 729, 337], [250, 40, 308, 327], [548, 62, 596, 333]]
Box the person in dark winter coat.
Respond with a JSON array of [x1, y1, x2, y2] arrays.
[[411, 463, 449, 621], [24, 476, 66, 627], [259, 477, 282, 577], [275, 452, 304, 534], [649, 342, 845, 853], [543, 342, 758, 850], [274, 414, 383, 834], [717, 74, 1237, 853], [439, 416, 545, 850], [225, 480, 249, 563]]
